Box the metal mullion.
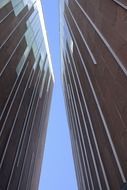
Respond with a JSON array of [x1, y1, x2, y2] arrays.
[[65, 44, 103, 188], [29, 79, 52, 190], [7, 67, 42, 189], [16, 71, 42, 190], [0, 60, 29, 136], [112, 0, 127, 10], [0, 29, 42, 138], [65, 4, 97, 65], [0, 33, 25, 76], [66, 48, 104, 190], [63, 84, 83, 190], [0, 0, 36, 49], [65, 7, 126, 183], [74, 0, 127, 77], [17, 69, 49, 190], [25, 152, 35, 190], [64, 56, 93, 190], [67, 40, 110, 189], [64, 73, 87, 190], [0, 62, 34, 169], [0, 0, 23, 24], [0, 25, 42, 121], [0, 10, 39, 76], [16, 70, 42, 166], [16, 66, 40, 163]]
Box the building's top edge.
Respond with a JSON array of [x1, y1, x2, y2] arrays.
[[36, 0, 55, 82]]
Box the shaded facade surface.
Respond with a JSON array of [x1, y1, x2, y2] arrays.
[[0, 0, 54, 190], [60, 0, 127, 189]]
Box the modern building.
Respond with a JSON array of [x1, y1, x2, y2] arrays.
[[60, 0, 127, 189], [0, 0, 54, 190]]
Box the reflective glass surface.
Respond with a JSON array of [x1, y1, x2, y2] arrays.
[[0, 0, 10, 8], [10, 0, 51, 76]]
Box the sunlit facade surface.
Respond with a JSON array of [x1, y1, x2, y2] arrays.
[[0, 0, 54, 189], [60, 0, 127, 190]]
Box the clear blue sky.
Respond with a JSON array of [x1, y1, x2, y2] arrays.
[[38, 1, 78, 190]]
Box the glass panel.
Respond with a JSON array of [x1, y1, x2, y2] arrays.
[[23, 0, 35, 9], [13, 0, 51, 78], [11, 0, 24, 16], [11, 0, 35, 16], [39, 67, 47, 98], [0, 0, 10, 8], [47, 75, 51, 92], [16, 47, 29, 75]]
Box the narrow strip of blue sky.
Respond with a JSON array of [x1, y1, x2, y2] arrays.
[[39, 0, 78, 190]]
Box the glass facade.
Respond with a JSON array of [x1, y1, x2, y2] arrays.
[[0, 1, 54, 190]]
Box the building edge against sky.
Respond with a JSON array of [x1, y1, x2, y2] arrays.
[[60, 0, 127, 190], [0, 0, 54, 190]]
